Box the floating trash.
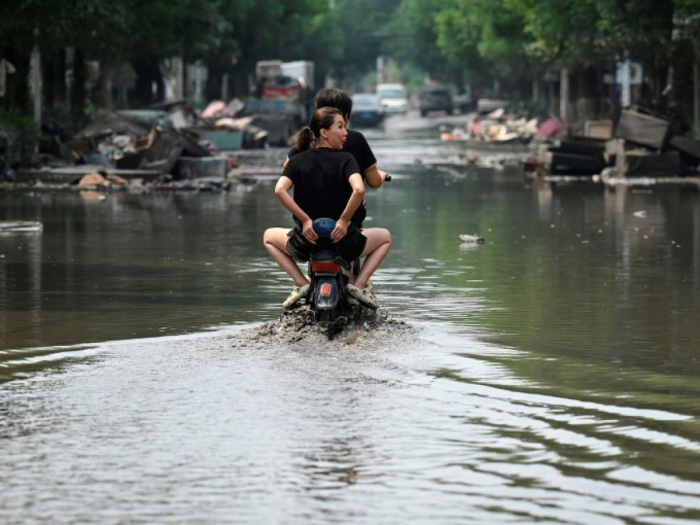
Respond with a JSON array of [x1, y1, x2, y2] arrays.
[[0, 221, 43, 234], [458, 234, 485, 244]]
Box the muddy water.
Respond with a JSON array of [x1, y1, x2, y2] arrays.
[[2, 116, 700, 523]]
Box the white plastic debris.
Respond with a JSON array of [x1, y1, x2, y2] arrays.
[[0, 221, 43, 233], [458, 234, 485, 244]]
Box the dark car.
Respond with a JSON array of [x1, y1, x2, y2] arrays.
[[418, 87, 453, 116], [452, 89, 474, 113], [351, 93, 385, 127]]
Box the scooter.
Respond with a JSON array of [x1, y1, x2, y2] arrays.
[[304, 175, 391, 329], [305, 218, 360, 325]]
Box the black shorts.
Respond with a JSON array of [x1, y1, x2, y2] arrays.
[[352, 201, 367, 228], [286, 224, 367, 263]]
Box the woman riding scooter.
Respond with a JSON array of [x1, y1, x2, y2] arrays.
[[263, 107, 392, 309]]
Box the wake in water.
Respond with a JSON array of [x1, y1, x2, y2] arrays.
[[229, 307, 411, 348]]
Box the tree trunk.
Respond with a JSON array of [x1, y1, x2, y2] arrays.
[[532, 74, 540, 104], [40, 48, 67, 109], [560, 68, 569, 121], [156, 65, 165, 102], [548, 76, 555, 116], [694, 38, 700, 134], [94, 64, 114, 109], [42, 50, 55, 109], [133, 57, 156, 106], [56, 49, 67, 105], [70, 48, 86, 117], [31, 45, 42, 127], [171, 56, 185, 100], [2, 47, 30, 113], [181, 54, 189, 100], [221, 73, 229, 102]]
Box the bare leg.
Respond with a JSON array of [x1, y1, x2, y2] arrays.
[[354, 228, 391, 289], [263, 228, 307, 287]]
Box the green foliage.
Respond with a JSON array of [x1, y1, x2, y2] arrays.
[[327, 0, 405, 84], [0, 112, 39, 140], [434, 0, 534, 81], [392, 0, 468, 84], [394, 0, 699, 95], [1, 0, 698, 111], [501, 0, 604, 66], [0, 111, 39, 172]]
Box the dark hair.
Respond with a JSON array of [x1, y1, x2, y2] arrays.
[[293, 107, 343, 152], [314, 88, 352, 119]]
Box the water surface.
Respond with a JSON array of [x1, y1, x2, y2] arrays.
[[2, 117, 700, 523]]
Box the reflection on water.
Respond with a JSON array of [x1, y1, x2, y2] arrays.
[[2, 128, 700, 523]]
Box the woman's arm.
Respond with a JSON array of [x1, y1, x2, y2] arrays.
[[331, 173, 365, 242], [275, 176, 318, 243]]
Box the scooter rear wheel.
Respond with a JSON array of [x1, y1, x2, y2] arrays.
[[317, 309, 334, 323]]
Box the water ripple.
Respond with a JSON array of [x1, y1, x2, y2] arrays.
[[1, 322, 699, 523]]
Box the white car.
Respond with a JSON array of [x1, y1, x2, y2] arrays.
[[376, 83, 408, 114]]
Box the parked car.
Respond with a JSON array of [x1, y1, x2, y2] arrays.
[[376, 83, 409, 114], [452, 89, 474, 113], [418, 87, 452, 116], [351, 94, 385, 127]]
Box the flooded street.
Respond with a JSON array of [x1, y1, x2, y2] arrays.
[[2, 114, 700, 523]]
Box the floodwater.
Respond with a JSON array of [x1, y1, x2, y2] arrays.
[[2, 114, 700, 524]]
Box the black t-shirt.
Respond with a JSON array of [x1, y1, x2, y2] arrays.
[[288, 129, 376, 177], [282, 148, 360, 222], [288, 129, 375, 226]]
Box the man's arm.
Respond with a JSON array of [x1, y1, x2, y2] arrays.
[[363, 164, 389, 189], [274, 176, 318, 243], [351, 131, 386, 188]]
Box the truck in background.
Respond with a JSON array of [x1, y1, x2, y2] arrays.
[[243, 60, 316, 145], [281, 61, 315, 93]]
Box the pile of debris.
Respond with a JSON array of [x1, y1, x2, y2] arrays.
[[527, 108, 700, 181], [9, 99, 282, 189], [440, 108, 545, 144], [194, 100, 270, 150]]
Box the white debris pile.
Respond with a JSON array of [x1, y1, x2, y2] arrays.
[[441, 108, 539, 144]]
